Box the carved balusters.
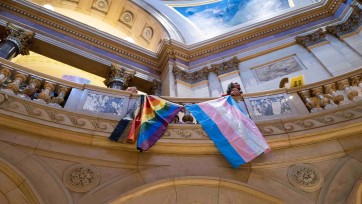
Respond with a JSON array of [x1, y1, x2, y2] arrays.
[[181, 105, 194, 124], [50, 86, 70, 107], [5, 72, 27, 94], [20, 78, 41, 99], [338, 79, 358, 101], [299, 90, 317, 111], [324, 83, 344, 105], [312, 87, 333, 109], [36, 81, 55, 103], [0, 67, 12, 86]]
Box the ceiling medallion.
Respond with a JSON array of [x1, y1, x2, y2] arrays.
[[63, 164, 100, 192], [92, 0, 111, 13], [288, 164, 324, 192], [142, 26, 153, 41], [120, 11, 134, 27]]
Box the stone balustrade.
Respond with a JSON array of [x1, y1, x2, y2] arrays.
[[0, 60, 73, 108], [1, 57, 362, 152]]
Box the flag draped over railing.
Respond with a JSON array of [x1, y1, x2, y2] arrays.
[[109, 95, 183, 151], [137, 95, 183, 151], [109, 95, 144, 143], [185, 96, 270, 168]]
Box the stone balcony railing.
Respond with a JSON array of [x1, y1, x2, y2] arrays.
[[0, 57, 362, 153]]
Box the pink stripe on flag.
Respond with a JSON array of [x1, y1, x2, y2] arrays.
[[220, 100, 270, 154], [198, 103, 259, 162]]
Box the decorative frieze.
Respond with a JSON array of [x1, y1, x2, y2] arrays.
[[295, 28, 327, 49], [325, 5, 362, 38], [4, 22, 35, 56]]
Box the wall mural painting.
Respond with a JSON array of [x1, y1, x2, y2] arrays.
[[82, 93, 124, 115], [250, 96, 291, 117], [254, 57, 303, 82], [172, 0, 292, 35]]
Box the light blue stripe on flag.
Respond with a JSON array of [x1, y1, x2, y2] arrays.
[[186, 104, 246, 168]]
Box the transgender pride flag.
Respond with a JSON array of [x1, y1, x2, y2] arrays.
[[137, 95, 183, 151], [186, 96, 270, 168]]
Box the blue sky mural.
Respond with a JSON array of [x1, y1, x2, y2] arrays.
[[172, 0, 291, 35]]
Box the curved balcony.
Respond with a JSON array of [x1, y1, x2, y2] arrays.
[[0, 55, 362, 204], [0, 57, 361, 153]]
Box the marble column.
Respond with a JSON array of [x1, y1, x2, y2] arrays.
[[0, 23, 35, 60], [104, 63, 135, 90], [296, 28, 353, 76]]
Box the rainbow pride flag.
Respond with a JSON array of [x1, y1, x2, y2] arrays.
[[137, 95, 183, 151], [109, 95, 144, 143], [186, 96, 270, 168]]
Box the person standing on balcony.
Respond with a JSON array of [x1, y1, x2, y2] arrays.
[[224, 82, 243, 96]]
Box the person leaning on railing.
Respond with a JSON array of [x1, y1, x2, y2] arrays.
[[223, 82, 243, 96]]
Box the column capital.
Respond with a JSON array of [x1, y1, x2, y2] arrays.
[[150, 79, 162, 96], [5, 22, 35, 56], [210, 56, 239, 76], [172, 64, 209, 84], [295, 28, 327, 49], [325, 5, 362, 38], [104, 63, 135, 89]]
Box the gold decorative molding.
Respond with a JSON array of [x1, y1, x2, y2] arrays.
[[0, 0, 344, 69]]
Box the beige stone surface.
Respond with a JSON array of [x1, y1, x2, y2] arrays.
[[251, 140, 345, 168], [320, 157, 362, 204], [247, 172, 314, 203], [0, 171, 17, 194], [175, 185, 218, 204], [124, 187, 177, 204], [0, 192, 9, 204], [138, 153, 251, 184]]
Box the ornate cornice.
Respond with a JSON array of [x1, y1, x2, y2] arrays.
[[325, 5, 362, 38], [173, 57, 239, 84], [210, 56, 239, 75], [158, 0, 342, 64], [0, 2, 160, 69], [0, 0, 344, 72], [173, 64, 209, 84], [295, 28, 327, 49]]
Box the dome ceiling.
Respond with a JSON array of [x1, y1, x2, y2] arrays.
[[27, 0, 318, 49], [28, 0, 169, 52]]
